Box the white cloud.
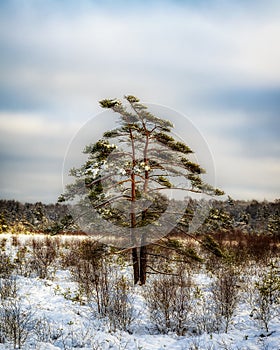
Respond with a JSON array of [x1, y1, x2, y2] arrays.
[[0, 113, 74, 136], [0, 112, 82, 163], [1, 1, 280, 104], [205, 133, 280, 201], [216, 156, 280, 201], [0, 1, 279, 202]]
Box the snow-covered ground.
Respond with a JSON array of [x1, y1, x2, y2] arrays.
[[0, 234, 279, 350]]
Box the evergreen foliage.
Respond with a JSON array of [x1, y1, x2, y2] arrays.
[[60, 95, 224, 284], [61, 95, 223, 228]]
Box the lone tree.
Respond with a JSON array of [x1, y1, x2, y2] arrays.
[[60, 95, 223, 284]]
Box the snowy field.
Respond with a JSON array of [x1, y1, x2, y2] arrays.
[[0, 233, 279, 350]]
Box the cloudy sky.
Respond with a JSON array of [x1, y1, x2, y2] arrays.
[[0, 0, 279, 203]]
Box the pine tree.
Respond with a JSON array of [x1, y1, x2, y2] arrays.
[[60, 95, 224, 284]]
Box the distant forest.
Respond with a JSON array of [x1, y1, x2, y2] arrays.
[[0, 198, 279, 237]]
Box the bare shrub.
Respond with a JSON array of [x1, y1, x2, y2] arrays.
[[34, 319, 76, 348], [70, 239, 108, 310], [74, 258, 135, 331], [11, 234, 21, 247], [0, 237, 7, 251], [0, 298, 35, 348], [224, 231, 278, 265], [0, 276, 17, 300], [68, 238, 135, 332], [14, 246, 30, 277], [192, 292, 219, 335], [60, 237, 81, 269], [211, 266, 240, 333], [29, 236, 58, 279], [253, 262, 280, 332], [145, 265, 193, 335], [246, 235, 276, 264], [106, 274, 135, 332], [0, 276, 19, 344], [88, 259, 111, 316], [33, 317, 107, 350], [205, 230, 279, 269], [0, 252, 14, 278], [33, 316, 54, 343]]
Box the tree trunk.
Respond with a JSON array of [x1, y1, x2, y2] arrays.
[[140, 244, 147, 285], [130, 177, 140, 284], [132, 247, 140, 284], [140, 133, 149, 285]]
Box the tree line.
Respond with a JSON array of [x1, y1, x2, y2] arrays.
[[0, 197, 279, 236]]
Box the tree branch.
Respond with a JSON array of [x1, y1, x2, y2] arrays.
[[146, 265, 178, 276]]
